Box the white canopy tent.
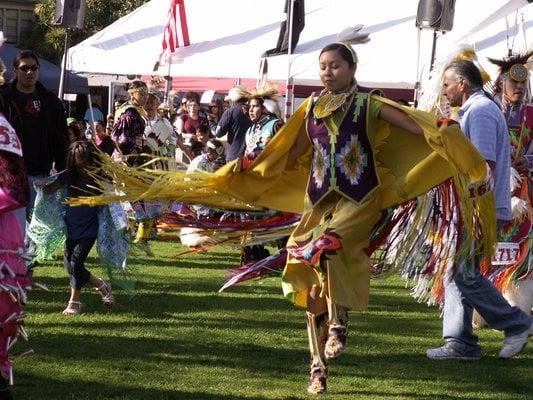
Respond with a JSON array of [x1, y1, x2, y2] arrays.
[[67, 0, 283, 78], [267, 0, 532, 88], [67, 0, 532, 90]]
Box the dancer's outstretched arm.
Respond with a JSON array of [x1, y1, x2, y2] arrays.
[[379, 103, 423, 136]]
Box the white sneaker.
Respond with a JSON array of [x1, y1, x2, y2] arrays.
[[499, 323, 533, 359]]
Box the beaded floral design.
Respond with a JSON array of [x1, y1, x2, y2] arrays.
[[335, 135, 368, 185]]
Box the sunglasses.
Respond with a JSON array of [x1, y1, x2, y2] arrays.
[[18, 65, 39, 72]]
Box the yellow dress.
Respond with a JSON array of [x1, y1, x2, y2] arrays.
[[280, 93, 492, 311]]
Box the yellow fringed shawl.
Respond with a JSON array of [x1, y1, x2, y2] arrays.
[[73, 95, 496, 259]]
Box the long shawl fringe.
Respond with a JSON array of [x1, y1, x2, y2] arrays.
[[71, 99, 497, 301]]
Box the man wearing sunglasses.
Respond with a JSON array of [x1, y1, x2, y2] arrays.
[[0, 50, 68, 253]]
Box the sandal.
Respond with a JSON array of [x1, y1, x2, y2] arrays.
[[96, 280, 114, 307], [307, 362, 328, 395], [62, 301, 81, 315], [324, 323, 348, 360]]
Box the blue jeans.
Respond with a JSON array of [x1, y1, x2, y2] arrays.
[[443, 254, 532, 352]]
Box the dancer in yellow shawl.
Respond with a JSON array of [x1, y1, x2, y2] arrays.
[[276, 43, 493, 395], [285, 43, 429, 394], [73, 43, 495, 396]]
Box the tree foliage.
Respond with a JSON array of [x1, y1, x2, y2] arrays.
[[21, 0, 149, 64]]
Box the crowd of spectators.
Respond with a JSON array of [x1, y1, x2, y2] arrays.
[[0, 49, 289, 323]]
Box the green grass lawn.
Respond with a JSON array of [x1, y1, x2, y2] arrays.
[[12, 241, 533, 399]]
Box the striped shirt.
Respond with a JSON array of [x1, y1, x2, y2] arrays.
[[458, 91, 511, 221]]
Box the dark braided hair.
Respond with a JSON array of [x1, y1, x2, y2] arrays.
[[319, 43, 357, 67], [125, 80, 147, 92], [67, 140, 98, 192]]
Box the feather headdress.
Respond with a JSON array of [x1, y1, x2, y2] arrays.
[[488, 51, 533, 73], [487, 50, 533, 81], [224, 85, 251, 102], [336, 25, 371, 45], [249, 82, 281, 118], [248, 82, 280, 101]]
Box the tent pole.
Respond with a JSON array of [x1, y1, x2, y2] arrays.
[[518, 11, 532, 101], [58, 28, 69, 100], [413, 28, 421, 108], [164, 58, 172, 105], [429, 30, 438, 73], [284, 0, 295, 121], [87, 93, 96, 132], [108, 81, 114, 117]]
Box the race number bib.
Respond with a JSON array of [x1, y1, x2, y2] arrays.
[[0, 112, 21, 156], [491, 242, 520, 266]]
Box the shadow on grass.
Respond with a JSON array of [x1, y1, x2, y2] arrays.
[[25, 254, 533, 400], [28, 331, 302, 364], [41, 248, 241, 272], [127, 257, 234, 270], [13, 374, 301, 400], [33, 293, 284, 315], [17, 329, 532, 400], [29, 274, 286, 311]]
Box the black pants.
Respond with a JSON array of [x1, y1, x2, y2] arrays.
[[64, 237, 96, 289], [0, 376, 13, 400], [242, 245, 270, 263]]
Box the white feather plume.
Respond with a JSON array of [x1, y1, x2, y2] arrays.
[[511, 196, 529, 220], [336, 25, 370, 44], [510, 167, 521, 192]]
